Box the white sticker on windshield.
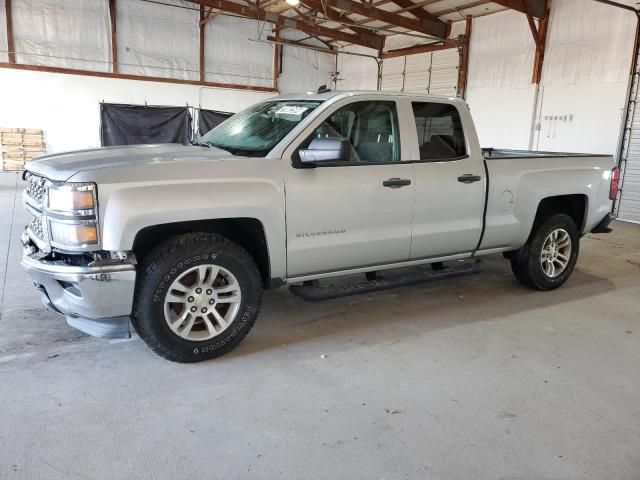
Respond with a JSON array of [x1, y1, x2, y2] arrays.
[[276, 105, 309, 115]]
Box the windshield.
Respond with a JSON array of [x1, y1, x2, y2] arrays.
[[200, 100, 322, 157]]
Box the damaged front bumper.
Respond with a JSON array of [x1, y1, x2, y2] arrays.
[[21, 250, 137, 339]]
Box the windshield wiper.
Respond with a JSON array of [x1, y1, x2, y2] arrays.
[[192, 141, 231, 154], [192, 140, 215, 148]]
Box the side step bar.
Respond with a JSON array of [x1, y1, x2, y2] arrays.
[[289, 260, 484, 302]]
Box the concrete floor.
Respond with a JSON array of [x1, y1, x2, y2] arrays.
[[1, 170, 639, 480]]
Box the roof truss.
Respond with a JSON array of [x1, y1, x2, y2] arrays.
[[185, 0, 384, 49]]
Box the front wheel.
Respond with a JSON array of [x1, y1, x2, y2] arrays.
[[132, 233, 263, 363], [510, 213, 580, 291]]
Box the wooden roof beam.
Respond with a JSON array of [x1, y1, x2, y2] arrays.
[[185, 0, 384, 49], [389, 0, 445, 28], [297, 1, 385, 48], [381, 39, 460, 59], [305, 0, 449, 39], [491, 0, 546, 19]]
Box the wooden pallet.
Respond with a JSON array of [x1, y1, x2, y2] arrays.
[[1, 128, 45, 171], [2, 159, 27, 171], [0, 128, 42, 134]]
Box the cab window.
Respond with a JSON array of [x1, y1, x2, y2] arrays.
[[298, 101, 400, 165], [412, 102, 466, 161]]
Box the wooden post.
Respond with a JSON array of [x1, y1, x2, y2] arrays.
[[109, 0, 118, 73], [457, 15, 472, 98], [5, 0, 15, 64], [531, 0, 551, 84], [199, 4, 206, 82]]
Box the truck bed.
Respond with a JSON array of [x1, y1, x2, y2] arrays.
[[483, 148, 606, 159]]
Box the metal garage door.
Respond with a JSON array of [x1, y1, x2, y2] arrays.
[[428, 48, 460, 97], [618, 46, 640, 224], [380, 48, 460, 96], [380, 56, 405, 91]]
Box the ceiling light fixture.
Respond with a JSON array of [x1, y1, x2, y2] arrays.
[[285, 0, 300, 6]]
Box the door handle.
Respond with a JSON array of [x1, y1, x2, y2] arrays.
[[383, 178, 412, 188], [457, 174, 482, 184]]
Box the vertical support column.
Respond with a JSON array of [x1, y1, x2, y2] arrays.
[[531, 0, 551, 84], [272, 32, 280, 91], [199, 4, 206, 83], [457, 15, 472, 99], [5, 0, 16, 64], [527, 0, 552, 149], [109, 0, 118, 73]]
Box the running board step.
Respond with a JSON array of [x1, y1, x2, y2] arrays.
[[289, 260, 484, 302]]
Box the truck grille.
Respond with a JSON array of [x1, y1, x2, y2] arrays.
[[23, 173, 51, 252], [25, 173, 46, 204], [28, 216, 45, 241]]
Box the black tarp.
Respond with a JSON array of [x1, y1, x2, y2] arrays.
[[100, 103, 192, 146], [198, 109, 233, 136]]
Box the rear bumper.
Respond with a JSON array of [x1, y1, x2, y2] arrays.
[[21, 254, 136, 339], [591, 213, 616, 234]]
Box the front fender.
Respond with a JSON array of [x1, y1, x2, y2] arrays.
[[100, 180, 286, 279]]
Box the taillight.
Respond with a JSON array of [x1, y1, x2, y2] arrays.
[[610, 167, 620, 201]]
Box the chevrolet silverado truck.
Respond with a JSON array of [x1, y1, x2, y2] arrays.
[[20, 91, 619, 362]]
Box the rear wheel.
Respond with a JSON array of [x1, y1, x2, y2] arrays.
[[510, 213, 579, 291], [133, 233, 262, 363]]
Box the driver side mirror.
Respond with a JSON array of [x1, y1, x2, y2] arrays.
[[299, 138, 349, 165]]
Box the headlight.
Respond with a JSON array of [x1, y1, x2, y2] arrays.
[[49, 222, 98, 247], [46, 182, 99, 251], [48, 183, 96, 214]]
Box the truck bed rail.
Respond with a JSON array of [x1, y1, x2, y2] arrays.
[[483, 148, 609, 159]]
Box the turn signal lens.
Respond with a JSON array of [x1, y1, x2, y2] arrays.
[[48, 188, 95, 211], [610, 167, 620, 201], [50, 223, 98, 246]]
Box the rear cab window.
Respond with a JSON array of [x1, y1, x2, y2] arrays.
[[411, 102, 467, 161]]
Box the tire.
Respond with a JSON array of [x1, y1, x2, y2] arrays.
[[132, 233, 263, 363], [510, 213, 580, 291]]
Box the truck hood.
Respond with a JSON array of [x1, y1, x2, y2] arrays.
[[26, 144, 233, 181]]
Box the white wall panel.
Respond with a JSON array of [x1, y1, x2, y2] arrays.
[[277, 32, 334, 93], [542, 0, 635, 85], [467, 86, 537, 149], [117, 0, 198, 80], [0, 0, 8, 63], [335, 46, 379, 91], [467, 9, 535, 90], [464, 9, 536, 149], [204, 16, 273, 88], [0, 68, 273, 154], [534, 82, 627, 154], [11, 0, 110, 72]]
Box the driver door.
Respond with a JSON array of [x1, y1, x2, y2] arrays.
[[283, 98, 415, 278]]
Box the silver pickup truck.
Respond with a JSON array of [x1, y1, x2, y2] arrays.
[[21, 91, 619, 362]]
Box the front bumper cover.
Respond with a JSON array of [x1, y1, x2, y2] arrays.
[[21, 253, 136, 339]]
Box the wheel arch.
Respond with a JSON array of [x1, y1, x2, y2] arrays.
[[132, 218, 274, 287], [532, 194, 588, 236]]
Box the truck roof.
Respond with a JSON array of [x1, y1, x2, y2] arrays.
[[271, 90, 463, 104]]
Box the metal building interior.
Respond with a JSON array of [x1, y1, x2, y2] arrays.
[[0, 0, 639, 478]]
